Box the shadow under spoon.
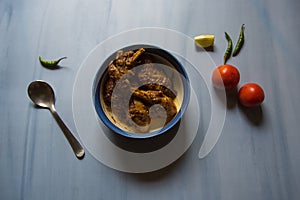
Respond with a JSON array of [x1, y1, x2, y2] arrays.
[[27, 80, 85, 159]]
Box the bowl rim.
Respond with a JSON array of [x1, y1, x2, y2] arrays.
[[93, 45, 190, 139]]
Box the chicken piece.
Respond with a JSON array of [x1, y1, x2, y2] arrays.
[[107, 48, 144, 81], [125, 48, 145, 66], [139, 83, 176, 99], [133, 90, 177, 124], [105, 48, 145, 107], [107, 61, 122, 80], [133, 90, 164, 105], [129, 99, 150, 126], [123, 50, 134, 57], [108, 60, 130, 80], [159, 96, 177, 123], [115, 50, 124, 60]]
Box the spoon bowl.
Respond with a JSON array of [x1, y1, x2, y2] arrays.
[[27, 80, 85, 159], [28, 81, 55, 109]]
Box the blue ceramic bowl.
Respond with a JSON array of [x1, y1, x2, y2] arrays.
[[93, 45, 190, 139]]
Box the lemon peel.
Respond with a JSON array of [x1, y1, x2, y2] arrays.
[[194, 34, 215, 48]]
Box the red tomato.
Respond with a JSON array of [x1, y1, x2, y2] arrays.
[[212, 64, 240, 90], [238, 83, 265, 107]]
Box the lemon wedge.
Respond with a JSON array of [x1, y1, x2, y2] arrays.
[[194, 34, 215, 48]]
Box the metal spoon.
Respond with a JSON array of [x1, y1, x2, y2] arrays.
[[27, 80, 85, 159]]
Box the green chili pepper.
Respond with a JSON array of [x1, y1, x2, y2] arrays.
[[232, 24, 245, 57], [39, 56, 67, 68], [224, 32, 233, 64]]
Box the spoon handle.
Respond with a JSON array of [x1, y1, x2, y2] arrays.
[[50, 106, 85, 159]]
